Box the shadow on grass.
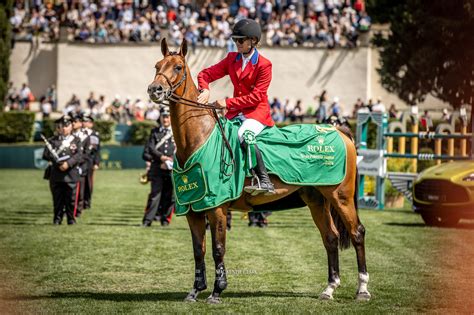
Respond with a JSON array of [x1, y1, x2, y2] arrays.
[[457, 221, 474, 230], [8, 290, 317, 302], [385, 222, 426, 228], [362, 208, 415, 214], [85, 222, 189, 230], [385, 221, 474, 230], [0, 221, 51, 225]]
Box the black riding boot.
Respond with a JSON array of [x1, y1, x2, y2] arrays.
[[242, 143, 275, 196]]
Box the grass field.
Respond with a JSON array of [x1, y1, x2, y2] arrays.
[[0, 170, 473, 313]]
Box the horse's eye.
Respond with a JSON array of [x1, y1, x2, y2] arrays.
[[175, 65, 183, 71]]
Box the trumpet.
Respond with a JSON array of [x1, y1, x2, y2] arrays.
[[140, 162, 151, 184], [139, 172, 149, 184]]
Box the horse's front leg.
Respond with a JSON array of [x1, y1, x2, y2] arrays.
[[184, 210, 207, 302], [206, 205, 228, 304]]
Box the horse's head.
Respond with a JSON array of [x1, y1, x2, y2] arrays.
[[148, 38, 188, 104]]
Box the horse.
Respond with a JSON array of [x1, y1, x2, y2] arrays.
[[147, 38, 371, 304]]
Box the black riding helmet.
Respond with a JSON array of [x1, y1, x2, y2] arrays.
[[231, 19, 261, 43]]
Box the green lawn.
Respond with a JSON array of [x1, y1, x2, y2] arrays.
[[0, 170, 473, 313]]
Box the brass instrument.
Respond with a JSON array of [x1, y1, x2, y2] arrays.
[[41, 134, 70, 163], [139, 162, 151, 184], [139, 172, 149, 184]]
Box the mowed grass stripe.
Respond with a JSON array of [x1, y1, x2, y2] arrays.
[[0, 170, 473, 313]]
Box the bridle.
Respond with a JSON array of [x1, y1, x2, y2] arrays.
[[155, 53, 221, 110], [154, 54, 235, 176]]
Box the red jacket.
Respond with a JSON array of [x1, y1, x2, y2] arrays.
[[197, 50, 274, 127]]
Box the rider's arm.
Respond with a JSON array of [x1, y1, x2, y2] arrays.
[[225, 62, 272, 111], [197, 54, 230, 90]]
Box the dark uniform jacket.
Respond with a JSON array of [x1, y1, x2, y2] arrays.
[[42, 134, 83, 182], [85, 128, 101, 167], [143, 126, 175, 178], [73, 129, 92, 176]]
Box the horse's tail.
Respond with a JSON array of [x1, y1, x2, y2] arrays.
[[329, 167, 358, 250], [330, 205, 351, 250], [330, 125, 358, 251]]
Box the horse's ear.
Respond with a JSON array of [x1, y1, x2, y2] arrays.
[[161, 38, 169, 56], [179, 39, 188, 57]]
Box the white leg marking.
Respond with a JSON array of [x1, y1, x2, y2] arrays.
[[320, 277, 340, 300], [356, 272, 371, 301]]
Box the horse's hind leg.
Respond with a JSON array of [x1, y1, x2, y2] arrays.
[[184, 210, 207, 302], [319, 186, 371, 301], [299, 187, 341, 300], [206, 205, 229, 304]]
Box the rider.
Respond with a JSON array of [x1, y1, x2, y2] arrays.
[[197, 18, 275, 195]]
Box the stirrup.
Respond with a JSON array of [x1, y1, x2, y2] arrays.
[[244, 175, 275, 196]]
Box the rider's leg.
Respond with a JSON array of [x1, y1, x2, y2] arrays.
[[238, 118, 275, 195]]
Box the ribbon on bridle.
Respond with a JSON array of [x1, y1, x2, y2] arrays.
[[156, 64, 235, 177]]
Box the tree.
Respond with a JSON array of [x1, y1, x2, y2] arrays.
[[0, 0, 13, 110], [373, 0, 474, 108]]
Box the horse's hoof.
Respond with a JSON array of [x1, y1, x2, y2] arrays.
[[319, 293, 334, 300], [184, 289, 200, 302], [184, 296, 197, 302], [356, 291, 371, 301], [206, 295, 222, 304], [184, 293, 198, 302]]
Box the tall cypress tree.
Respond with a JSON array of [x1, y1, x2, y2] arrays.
[[0, 0, 13, 110]]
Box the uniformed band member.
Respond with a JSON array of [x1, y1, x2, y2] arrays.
[[248, 211, 270, 228], [82, 114, 100, 209], [142, 107, 176, 227], [72, 114, 91, 217], [42, 115, 82, 225]]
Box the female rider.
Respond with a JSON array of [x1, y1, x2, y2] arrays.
[[197, 18, 275, 195]]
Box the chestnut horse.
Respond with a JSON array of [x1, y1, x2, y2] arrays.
[[147, 39, 370, 304]]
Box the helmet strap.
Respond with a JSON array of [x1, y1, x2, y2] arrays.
[[243, 46, 253, 55]]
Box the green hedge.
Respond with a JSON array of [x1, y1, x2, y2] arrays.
[[0, 111, 35, 142], [129, 121, 156, 145], [94, 120, 115, 143], [41, 118, 56, 139]]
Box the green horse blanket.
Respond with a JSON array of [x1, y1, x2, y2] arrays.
[[172, 119, 347, 216]]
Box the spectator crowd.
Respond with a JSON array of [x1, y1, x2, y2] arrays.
[[11, 0, 371, 48], [5, 82, 457, 128], [4, 82, 162, 124]]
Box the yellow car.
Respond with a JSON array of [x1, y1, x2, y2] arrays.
[[413, 160, 474, 226]]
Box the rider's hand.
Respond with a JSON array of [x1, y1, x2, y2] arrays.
[[215, 99, 227, 109], [197, 89, 210, 104]]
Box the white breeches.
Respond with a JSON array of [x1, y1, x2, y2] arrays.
[[237, 116, 266, 143]]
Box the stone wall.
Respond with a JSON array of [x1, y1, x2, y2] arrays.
[[10, 42, 448, 115]]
